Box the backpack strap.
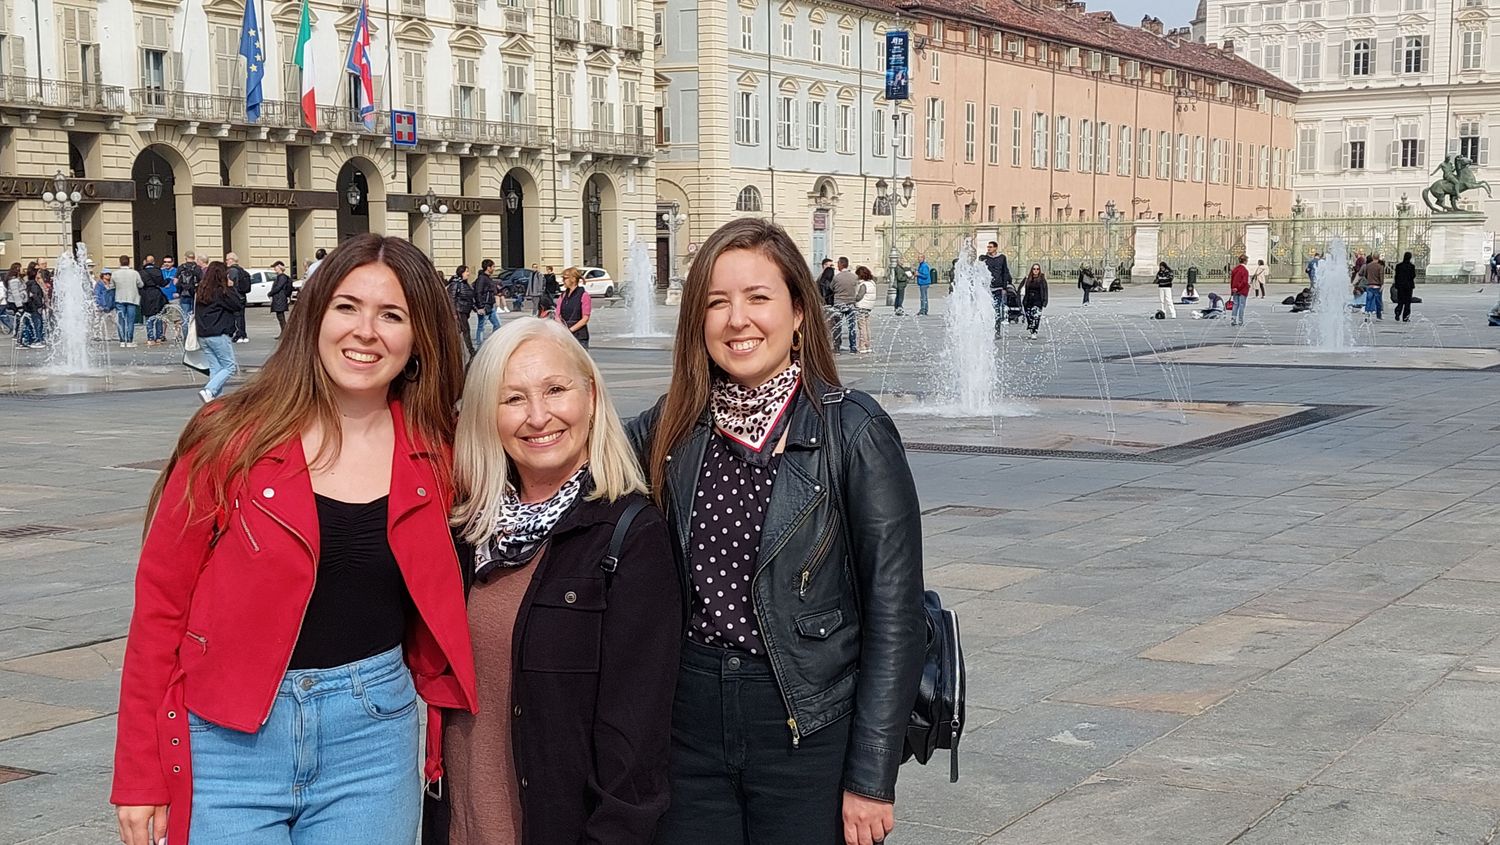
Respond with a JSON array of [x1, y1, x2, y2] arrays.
[[599, 499, 649, 587]]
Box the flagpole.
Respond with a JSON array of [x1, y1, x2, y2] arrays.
[[385, 0, 396, 183]]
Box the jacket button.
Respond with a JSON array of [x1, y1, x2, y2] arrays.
[[520, 777, 528, 789], [810, 436, 818, 444], [665, 455, 673, 462], [172, 765, 181, 773], [814, 485, 822, 492], [167, 710, 177, 719], [819, 628, 827, 635], [262, 487, 275, 499], [564, 591, 578, 604], [417, 487, 427, 497], [513, 704, 522, 717], [171, 738, 180, 746]]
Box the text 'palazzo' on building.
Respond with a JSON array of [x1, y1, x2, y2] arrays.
[[0, 0, 657, 281]]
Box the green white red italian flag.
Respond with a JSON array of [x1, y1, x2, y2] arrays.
[[294, 0, 317, 130]]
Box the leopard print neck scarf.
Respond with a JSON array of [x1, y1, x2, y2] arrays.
[[711, 361, 801, 456], [475, 465, 588, 581]]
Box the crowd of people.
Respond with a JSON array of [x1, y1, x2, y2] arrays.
[[111, 222, 929, 845]]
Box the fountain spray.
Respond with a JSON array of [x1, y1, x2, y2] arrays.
[[943, 239, 1000, 414], [623, 240, 668, 338]]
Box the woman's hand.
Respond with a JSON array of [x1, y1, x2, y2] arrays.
[[842, 790, 895, 845], [116, 804, 167, 845]]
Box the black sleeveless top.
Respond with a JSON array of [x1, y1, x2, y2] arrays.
[[287, 495, 413, 670], [559, 286, 589, 344]]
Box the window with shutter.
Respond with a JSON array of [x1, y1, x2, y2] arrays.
[[213, 24, 243, 99], [505, 64, 529, 123], [401, 49, 424, 111], [556, 70, 573, 130]]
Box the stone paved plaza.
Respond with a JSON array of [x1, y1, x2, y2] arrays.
[[4, 283, 1500, 843]]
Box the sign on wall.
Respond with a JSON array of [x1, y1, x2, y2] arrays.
[[885, 31, 910, 102], [392, 110, 418, 148]]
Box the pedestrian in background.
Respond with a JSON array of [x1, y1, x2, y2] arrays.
[[1229, 255, 1250, 327], [1154, 261, 1177, 318], [94, 268, 115, 316], [556, 266, 592, 349], [1392, 251, 1417, 322], [854, 265, 877, 354], [1305, 252, 1320, 284], [473, 260, 499, 345], [830, 257, 860, 353], [191, 261, 242, 402], [1251, 259, 1268, 298], [226, 253, 253, 343], [448, 265, 477, 358], [113, 255, 143, 347], [1362, 253, 1385, 321], [1077, 265, 1095, 306], [916, 253, 932, 316], [269, 260, 295, 338], [176, 251, 201, 324], [1021, 263, 1049, 337], [112, 235, 475, 845], [140, 258, 168, 346]]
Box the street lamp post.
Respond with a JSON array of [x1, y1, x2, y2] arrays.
[[417, 188, 449, 258], [1101, 199, 1121, 283], [879, 115, 915, 307], [661, 203, 687, 306], [41, 170, 82, 254]]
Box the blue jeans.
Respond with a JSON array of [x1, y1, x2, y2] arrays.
[[188, 646, 420, 844], [19, 311, 44, 345], [146, 316, 165, 342], [918, 284, 930, 315], [1364, 287, 1383, 317], [829, 305, 856, 351], [116, 302, 139, 342], [200, 334, 238, 397], [180, 298, 194, 325], [474, 309, 500, 344], [1231, 293, 1248, 324]]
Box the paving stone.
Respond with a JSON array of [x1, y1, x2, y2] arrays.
[[0, 638, 125, 681], [963, 701, 1186, 770], [1287, 561, 1446, 600], [1051, 659, 1263, 716], [989, 572, 1162, 608], [1101, 733, 1340, 796], [0, 697, 106, 742], [979, 777, 1277, 845], [1228, 587, 1391, 625], [1444, 548, 1500, 582], [1090, 583, 1263, 624], [1230, 786, 1500, 845], [988, 612, 1191, 664], [1253, 643, 1460, 703], [924, 563, 1045, 592], [896, 750, 1086, 836], [1324, 606, 1500, 656], [1166, 558, 1322, 593], [1315, 730, 1500, 809], [1386, 679, 1500, 745], [1170, 689, 1402, 753], [963, 650, 1105, 713], [1139, 614, 1343, 669]]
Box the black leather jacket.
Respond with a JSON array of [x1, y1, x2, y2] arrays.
[[627, 377, 926, 802]]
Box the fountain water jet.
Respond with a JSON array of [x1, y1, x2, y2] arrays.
[[940, 242, 1002, 415], [45, 243, 98, 375], [1308, 239, 1356, 350], [622, 240, 668, 338]]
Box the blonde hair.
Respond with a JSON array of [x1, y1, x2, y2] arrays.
[[451, 317, 646, 544]]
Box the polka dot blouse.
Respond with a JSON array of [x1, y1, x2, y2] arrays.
[[686, 433, 778, 655]]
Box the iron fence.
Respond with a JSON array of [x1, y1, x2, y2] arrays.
[[1267, 213, 1431, 282], [880, 220, 1135, 283], [1157, 219, 1248, 283]]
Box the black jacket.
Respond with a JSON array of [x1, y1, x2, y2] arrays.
[[473, 272, 496, 313], [425, 490, 682, 845], [626, 380, 926, 802], [269, 272, 294, 312], [21, 278, 44, 313], [194, 289, 243, 338], [817, 266, 836, 306], [140, 271, 167, 318], [1155, 267, 1175, 287], [982, 253, 1013, 292], [1022, 274, 1050, 309], [447, 277, 475, 315], [229, 265, 252, 303], [1393, 261, 1417, 292], [176, 263, 201, 300]]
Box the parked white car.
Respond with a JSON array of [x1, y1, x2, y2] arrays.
[[580, 267, 617, 298], [244, 270, 303, 306]]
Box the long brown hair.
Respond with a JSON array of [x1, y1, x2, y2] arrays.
[[146, 234, 465, 528], [647, 217, 839, 504], [196, 261, 231, 303]]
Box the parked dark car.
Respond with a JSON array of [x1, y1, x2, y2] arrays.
[[498, 267, 540, 300]]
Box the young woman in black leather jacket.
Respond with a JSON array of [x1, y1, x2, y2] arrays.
[[627, 218, 926, 845]]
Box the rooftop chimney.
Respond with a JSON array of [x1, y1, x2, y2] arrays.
[[1140, 15, 1164, 35]]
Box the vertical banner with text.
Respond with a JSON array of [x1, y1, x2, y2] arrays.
[[885, 30, 910, 101]]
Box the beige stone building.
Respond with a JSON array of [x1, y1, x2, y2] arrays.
[[3, 0, 655, 281], [902, 0, 1300, 224]]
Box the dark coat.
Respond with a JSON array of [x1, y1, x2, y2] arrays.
[[229, 265, 252, 302], [1155, 267, 1175, 287], [472, 273, 496, 313], [1393, 261, 1417, 298], [982, 253, 1013, 291], [817, 266, 836, 306], [1022, 274, 1050, 309], [139, 272, 167, 318], [176, 262, 202, 301], [269, 272, 294, 312], [425, 489, 682, 845], [447, 277, 475, 316], [194, 287, 243, 338], [627, 379, 927, 803]]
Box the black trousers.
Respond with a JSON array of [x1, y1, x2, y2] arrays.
[[1393, 293, 1412, 322], [655, 641, 850, 845], [233, 295, 248, 339], [456, 312, 475, 356]]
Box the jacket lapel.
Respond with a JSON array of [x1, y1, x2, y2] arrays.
[[248, 438, 319, 557], [754, 392, 828, 571]]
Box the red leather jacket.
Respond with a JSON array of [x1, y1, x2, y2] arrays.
[[110, 402, 477, 843], [1229, 264, 1251, 297]]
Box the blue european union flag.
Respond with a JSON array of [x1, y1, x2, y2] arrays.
[[239, 0, 265, 120]]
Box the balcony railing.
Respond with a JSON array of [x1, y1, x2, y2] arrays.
[[555, 17, 580, 42], [501, 7, 529, 33], [0, 76, 127, 113], [585, 21, 614, 48], [400, 0, 425, 17], [132, 89, 248, 123], [618, 27, 644, 52], [437, 116, 546, 148], [569, 129, 653, 158], [454, 0, 478, 25]]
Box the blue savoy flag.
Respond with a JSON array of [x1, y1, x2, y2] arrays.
[[239, 0, 265, 120]]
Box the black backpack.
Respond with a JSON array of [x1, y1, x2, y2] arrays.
[[822, 390, 967, 782]]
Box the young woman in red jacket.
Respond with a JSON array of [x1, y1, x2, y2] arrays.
[[112, 234, 478, 845]]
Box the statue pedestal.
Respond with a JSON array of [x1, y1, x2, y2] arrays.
[[1130, 221, 1160, 285], [1425, 212, 1488, 284]]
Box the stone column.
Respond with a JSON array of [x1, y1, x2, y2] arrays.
[[1130, 219, 1160, 284]]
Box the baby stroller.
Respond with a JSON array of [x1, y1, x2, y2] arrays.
[[1002, 286, 1022, 323]]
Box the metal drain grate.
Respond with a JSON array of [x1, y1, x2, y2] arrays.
[[922, 505, 1011, 517], [0, 524, 74, 540]]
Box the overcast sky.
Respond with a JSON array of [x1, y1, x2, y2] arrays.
[[1090, 0, 1199, 29]]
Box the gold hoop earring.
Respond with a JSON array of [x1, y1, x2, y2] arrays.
[[790, 329, 803, 354]]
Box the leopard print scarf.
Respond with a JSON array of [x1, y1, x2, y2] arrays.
[[711, 362, 801, 457], [474, 465, 588, 581]]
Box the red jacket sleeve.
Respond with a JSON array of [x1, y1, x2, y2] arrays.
[[110, 460, 217, 806]]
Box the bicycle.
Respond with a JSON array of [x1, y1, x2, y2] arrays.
[[144, 304, 186, 346]]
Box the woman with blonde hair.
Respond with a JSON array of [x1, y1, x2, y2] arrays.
[[112, 234, 477, 845], [628, 217, 926, 845], [555, 267, 592, 348], [426, 317, 681, 845]]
